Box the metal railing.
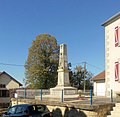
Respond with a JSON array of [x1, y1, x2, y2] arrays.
[[17, 89, 50, 99], [16, 89, 118, 105]]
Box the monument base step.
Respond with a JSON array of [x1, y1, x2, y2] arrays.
[[50, 86, 77, 95], [35, 94, 79, 101]]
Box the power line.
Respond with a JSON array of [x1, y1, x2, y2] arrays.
[[70, 62, 103, 70], [86, 62, 103, 70], [0, 63, 24, 67], [70, 62, 83, 65], [0, 61, 103, 70]]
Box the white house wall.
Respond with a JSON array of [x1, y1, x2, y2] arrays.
[[93, 80, 105, 96], [96, 82, 105, 96], [105, 18, 120, 97], [93, 82, 97, 96]]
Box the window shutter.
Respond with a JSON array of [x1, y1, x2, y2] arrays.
[[115, 62, 119, 81], [115, 26, 120, 47]]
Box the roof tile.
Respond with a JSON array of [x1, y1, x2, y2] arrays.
[[91, 71, 105, 81]]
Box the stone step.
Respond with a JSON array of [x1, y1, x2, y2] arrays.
[[110, 112, 120, 117], [114, 106, 120, 108], [111, 111, 120, 114], [107, 115, 113, 117], [107, 103, 120, 117], [113, 105, 120, 108], [115, 105, 120, 107], [113, 106, 120, 111], [115, 103, 120, 106], [107, 115, 120, 117], [107, 114, 117, 116]]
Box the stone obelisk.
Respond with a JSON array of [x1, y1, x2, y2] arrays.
[[50, 44, 77, 100], [57, 44, 70, 86]]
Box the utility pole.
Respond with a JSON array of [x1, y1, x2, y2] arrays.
[[83, 62, 86, 93]]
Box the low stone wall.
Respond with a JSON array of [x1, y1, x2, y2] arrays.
[[11, 98, 115, 117]]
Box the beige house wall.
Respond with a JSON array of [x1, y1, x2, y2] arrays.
[[0, 72, 21, 104], [7, 80, 20, 89], [0, 73, 20, 89], [105, 17, 120, 97]]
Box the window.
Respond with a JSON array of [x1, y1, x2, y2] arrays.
[[0, 103, 9, 108], [0, 84, 6, 88], [115, 62, 119, 81], [115, 26, 120, 47], [37, 105, 45, 112], [0, 90, 9, 97], [28, 106, 36, 114], [15, 106, 24, 114], [8, 106, 16, 114]]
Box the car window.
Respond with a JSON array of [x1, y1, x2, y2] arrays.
[[36, 105, 45, 112], [15, 106, 24, 114], [28, 105, 36, 113], [8, 106, 16, 114]]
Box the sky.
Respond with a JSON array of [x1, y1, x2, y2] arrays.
[[0, 0, 120, 85]]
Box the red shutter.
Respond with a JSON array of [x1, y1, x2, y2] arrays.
[[115, 26, 119, 47], [115, 62, 119, 81]]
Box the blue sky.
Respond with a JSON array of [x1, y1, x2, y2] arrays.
[[0, 0, 120, 85]]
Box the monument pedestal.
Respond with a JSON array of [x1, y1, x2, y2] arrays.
[[49, 86, 78, 101], [50, 86, 77, 95]]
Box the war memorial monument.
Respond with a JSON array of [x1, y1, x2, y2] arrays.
[[49, 44, 78, 101]]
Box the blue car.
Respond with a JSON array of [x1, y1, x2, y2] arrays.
[[2, 104, 52, 117]]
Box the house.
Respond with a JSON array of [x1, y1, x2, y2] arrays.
[[102, 12, 120, 98], [92, 71, 105, 96], [93, 12, 120, 98], [0, 71, 22, 107]]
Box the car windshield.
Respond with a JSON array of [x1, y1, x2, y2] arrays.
[[7, 106, 16, 114], [15, 105, 26, 114]]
